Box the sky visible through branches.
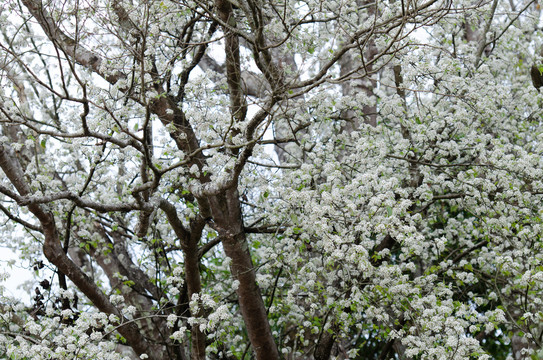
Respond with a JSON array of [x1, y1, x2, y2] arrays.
[[1, 1, 543, 359]]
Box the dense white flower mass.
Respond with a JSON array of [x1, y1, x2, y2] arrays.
[[0, 0, 542, 359]]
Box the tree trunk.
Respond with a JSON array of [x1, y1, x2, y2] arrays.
[[210, 188, 280, 359]]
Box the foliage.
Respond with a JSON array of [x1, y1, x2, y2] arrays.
[[0, 0, 543, 359]]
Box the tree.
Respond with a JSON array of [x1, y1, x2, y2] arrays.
[[0, 0, 542, 359]]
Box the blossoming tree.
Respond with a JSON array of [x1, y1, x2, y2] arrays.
[[0, 0, 542, 359]]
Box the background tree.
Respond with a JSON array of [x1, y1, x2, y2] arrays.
[[0, 0, 542, 359]]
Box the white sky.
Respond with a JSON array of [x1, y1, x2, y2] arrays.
[[0, 247, 33, 304]]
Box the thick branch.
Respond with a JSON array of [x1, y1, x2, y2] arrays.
[[208, 187, 280, 359], [0, 189, 145, 213], [0, 142, 160, 360], [216, 0, 248, 123], [474, 0, 499, 67], [199, 54, 270, 98], [20, 0, 125, 84]]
